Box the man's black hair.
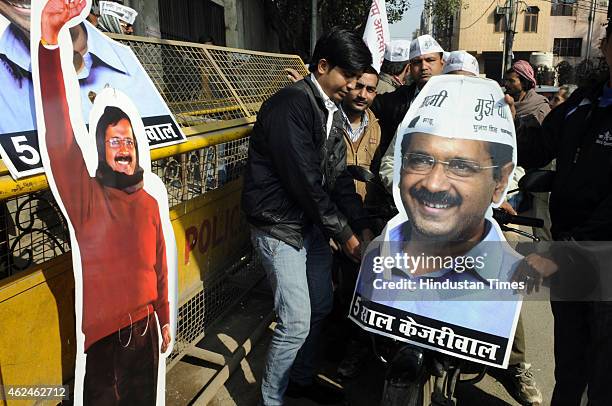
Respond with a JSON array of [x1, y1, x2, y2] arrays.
[[505, 68, 534, 91], [606, 21, 611, 40], [400, 133, 513, 181], [308, 28, 373, 76], [381, 60, 409, 76]]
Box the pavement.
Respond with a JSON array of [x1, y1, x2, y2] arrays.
[[206, 294, 556, 406]]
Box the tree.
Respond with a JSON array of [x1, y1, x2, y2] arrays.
[[424, 0, 467, 50], [262, 0, 411, 60]]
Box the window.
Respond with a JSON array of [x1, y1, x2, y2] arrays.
[[551, 0, 576, 16], [524, 6, 539, 32], [553, 38, 582, 57], [494, 13, 507, 32]]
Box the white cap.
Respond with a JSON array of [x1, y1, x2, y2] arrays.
[[391, 76, 516, 205], [408, 34, 444, 61], [443, 51, 480, 76], [384, 40, 412, 62]]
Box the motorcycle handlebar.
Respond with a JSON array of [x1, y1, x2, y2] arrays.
[[492, 208, 544, 228]]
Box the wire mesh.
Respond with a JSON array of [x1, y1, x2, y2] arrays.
[[114, 38, 308, 127], [169, 253, 263, 363], [205, 47, 310, 115]]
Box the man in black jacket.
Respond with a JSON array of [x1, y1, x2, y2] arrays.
[[510, 24, 612, 405], [241, 29, 372, 405]]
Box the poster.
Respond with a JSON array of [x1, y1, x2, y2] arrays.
[[349, 75, 523, 368], [30, 1, 177, 404], [0, 0, 186, 179]]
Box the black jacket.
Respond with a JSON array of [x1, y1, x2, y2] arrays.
[[370, 82, 419, 154], [241, 76, 367, 248], [518, 82, 612, 241]]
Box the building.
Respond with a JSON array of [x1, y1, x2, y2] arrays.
[[447, 0, 552, 80], [548, 0, 609, 66], [125, 0, 281, 51]]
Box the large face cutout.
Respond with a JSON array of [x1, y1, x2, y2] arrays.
[[399, 133, 505, 242]]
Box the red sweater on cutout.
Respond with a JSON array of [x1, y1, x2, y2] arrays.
[[39, 45, 169, 351]]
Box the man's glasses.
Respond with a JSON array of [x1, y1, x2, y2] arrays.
[[106, 138, 135, 149], [402, 153, 498, 178]]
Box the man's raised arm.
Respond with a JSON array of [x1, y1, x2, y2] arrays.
[[38, 0, 90, 222]]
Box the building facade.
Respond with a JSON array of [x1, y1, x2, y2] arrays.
[[548, 0, 609, 66], [448, 0, 552, 80]]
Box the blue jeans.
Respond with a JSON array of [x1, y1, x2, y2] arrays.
[[251, 226, 334, 406]]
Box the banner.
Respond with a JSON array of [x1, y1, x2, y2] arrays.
[[30, 1, 178, 404], [350, 75, 522, 368], [0, 0, 185, 179], [362, 0, 389, 72]]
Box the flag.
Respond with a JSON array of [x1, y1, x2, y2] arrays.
[[362, 0, 390, 72]]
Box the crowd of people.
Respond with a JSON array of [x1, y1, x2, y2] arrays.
[[241, 24, 612, 406]]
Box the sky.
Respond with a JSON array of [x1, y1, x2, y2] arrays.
[[389, 0, 424, 41]]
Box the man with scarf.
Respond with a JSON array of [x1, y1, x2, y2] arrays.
[[37, 1, 170, 404]]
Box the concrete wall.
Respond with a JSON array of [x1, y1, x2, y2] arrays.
[[126, 0, 161, 38]]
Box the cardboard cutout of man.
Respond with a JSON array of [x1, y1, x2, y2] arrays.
[[350, 75, 523, 368], [31, 1, 177, 404]]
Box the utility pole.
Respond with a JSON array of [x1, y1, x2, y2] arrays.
[[502, 0, 518, 77], [310, 0, 318, 55], [585, 0, 596, 62]]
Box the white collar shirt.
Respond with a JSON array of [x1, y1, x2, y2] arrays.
[[310, 73, 338, 139]]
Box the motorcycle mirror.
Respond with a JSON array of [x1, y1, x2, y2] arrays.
[[347, 165, 376, 183], [518, 170, 555, 193]]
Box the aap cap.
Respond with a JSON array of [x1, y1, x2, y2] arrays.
[[392, 75, 516, 205], [384, 40, 412, 62], [443, 51, 480, 76], [408, 34, 444, 61]]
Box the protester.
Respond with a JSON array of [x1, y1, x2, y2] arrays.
[[241, 29, 372, 405], [504, 60, 551, 126], [510, 23, 612, 406], [443, 50, 480, 76], [335, 66, 385, 379], [377, 40, 411, 94], [550, 84, 576, 109], [374, 34, 445, 192], [504, 60, 553, 244]]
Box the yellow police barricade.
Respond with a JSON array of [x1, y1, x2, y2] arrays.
[[0, 35, 308, 405]]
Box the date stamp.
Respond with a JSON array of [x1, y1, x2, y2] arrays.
[[0, 385, 69, 400]]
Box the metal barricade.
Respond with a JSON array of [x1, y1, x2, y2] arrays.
[[0, 35, 308, 403]]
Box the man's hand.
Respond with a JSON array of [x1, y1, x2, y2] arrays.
[[342, 234, 362, 263], [161, 324, 172, 354], [284, 68, 304, 83], [42, 0, 87, 45], [504, 94, 516, 121], [512, 253, 559, 294], [499, 200, 517, 216]]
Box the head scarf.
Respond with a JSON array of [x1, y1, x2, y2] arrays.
[[511, 60, 537, 88]]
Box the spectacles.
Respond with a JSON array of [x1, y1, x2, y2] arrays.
[[402, 153, 498, 178], [106, 138, 135, 149]]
